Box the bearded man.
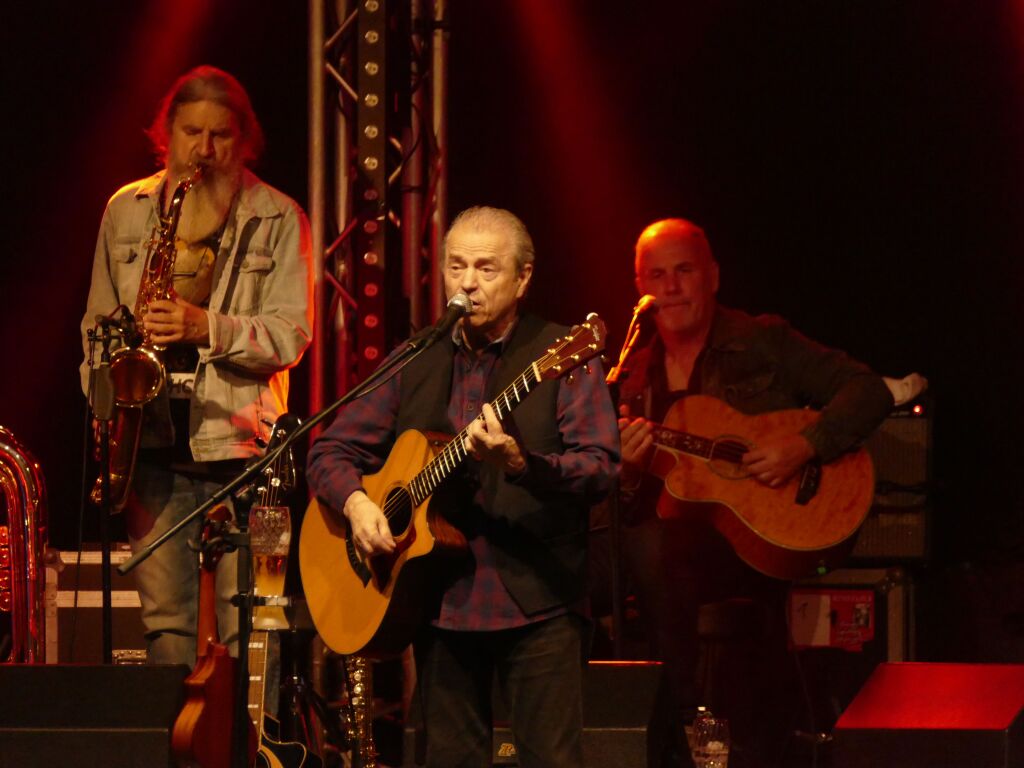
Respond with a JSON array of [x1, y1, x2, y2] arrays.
[[80, 66, 313, 666]]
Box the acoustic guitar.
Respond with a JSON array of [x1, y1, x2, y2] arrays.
[[171, 506, 258, 768], [248, 631, 321, 768], [299, 315, 607, 657], [247, 414, 322, 768], [643, 395, 874, 579]]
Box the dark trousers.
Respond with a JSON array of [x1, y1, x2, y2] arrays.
[[414, 614, 587, 768], [622, 516, 793, 768]]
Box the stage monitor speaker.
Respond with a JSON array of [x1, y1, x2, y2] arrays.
[[0, 664, 188, 768], [852, 401, 932, 562], [833, 662, 1024, 768], [403, 660, 669, 768]]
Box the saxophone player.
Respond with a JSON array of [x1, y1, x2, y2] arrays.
[[79, 66, 313, 666]]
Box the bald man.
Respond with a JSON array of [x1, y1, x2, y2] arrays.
[[616, 219, 893, 767]]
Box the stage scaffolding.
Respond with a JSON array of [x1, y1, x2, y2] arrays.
[[308, 0, 448, 415], [304, 2, 448, 763]]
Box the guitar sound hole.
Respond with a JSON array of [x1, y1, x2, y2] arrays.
[[708, 436, 753, 480], [384, 487, 413, 537]]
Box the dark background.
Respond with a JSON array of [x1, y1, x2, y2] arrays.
[[2, 1, 1021, 663]]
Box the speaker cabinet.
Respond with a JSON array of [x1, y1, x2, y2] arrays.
[[852, 401, 932, 562], [834, 662, 1024, 768], [404, 660, 668, 768], [0, 664, 188, 768]]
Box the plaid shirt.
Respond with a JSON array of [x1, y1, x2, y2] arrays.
[[306, 320, 620, 631]]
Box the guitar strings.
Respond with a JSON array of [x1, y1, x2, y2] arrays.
[[376, 370, 536, 523], [375, 330, 584, 524], [658, 431, 751, 464]]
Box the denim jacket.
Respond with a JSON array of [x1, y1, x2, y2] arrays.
[[80, 169, 314, 461]]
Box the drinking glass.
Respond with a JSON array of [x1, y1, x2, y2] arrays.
[[692, 716, 729, 768], [250, 505, 291, 630]]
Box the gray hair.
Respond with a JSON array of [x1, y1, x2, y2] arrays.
[[445, 206, 536, 272]]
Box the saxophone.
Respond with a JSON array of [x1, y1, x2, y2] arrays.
[[91, 165, 204, 511], [0, 426, 48, 663]]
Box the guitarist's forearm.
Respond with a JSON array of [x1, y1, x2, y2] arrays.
[[803, 374, 894, 462]]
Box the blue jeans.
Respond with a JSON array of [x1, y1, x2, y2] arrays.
[[414, 614, 587, 768], [124, 461, 241, 666]]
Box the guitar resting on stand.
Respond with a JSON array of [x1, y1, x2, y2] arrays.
[[171, 506, 258, 768], [248, 414, 323, 768]]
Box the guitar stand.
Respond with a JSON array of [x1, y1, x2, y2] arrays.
[[277, 628, 348, 754]]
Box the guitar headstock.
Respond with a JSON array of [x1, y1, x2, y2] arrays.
[[255, 413, 302, 500], [538, 314, 606, 381]]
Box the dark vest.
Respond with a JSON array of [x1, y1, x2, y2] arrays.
[[394, 313, 589, 615]]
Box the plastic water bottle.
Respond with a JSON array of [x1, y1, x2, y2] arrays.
[[691, 706, 712, 767], [692, 706, 729, 767]]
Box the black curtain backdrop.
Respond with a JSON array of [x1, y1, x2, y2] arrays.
[[2, 0, 1021, 661]]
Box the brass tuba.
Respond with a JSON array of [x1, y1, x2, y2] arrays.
[[0, 426, 48, 663], [91, 165, 204, 511]]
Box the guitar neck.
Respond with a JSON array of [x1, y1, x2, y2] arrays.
[[247, 630, 269, 738], [408, 361, 543, 505], [651, 424, 716, 459]]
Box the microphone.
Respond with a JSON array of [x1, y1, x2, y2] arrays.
[[96, 306, 141, 345], [633, 294, 658, 315], [95, 305, 137, 330], [418, 292, 472, 349]]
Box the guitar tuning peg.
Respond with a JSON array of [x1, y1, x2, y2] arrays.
[[583, 364, 592, 375], [254, 436, 268, 449], [566, 373, 576, 385]]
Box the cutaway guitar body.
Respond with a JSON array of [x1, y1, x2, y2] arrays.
[[300, 429, 462, 657], [649, 395, 875, 579]]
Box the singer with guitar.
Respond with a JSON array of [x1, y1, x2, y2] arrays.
[[614, 218, 893, 767], [306, 207, 620, 768]]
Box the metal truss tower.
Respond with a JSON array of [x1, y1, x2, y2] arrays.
[[305, 3, 448, 762], [308, 0, 449, 415]]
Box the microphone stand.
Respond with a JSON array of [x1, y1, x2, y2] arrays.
[[118, 326, 453, 768], [87, 322, 118, 665], [604, 303, 650, 659]]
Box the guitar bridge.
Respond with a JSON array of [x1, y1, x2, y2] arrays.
[[795, 461, 822, 505]]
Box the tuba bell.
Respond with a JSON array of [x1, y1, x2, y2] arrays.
[[91, 165, 204, 511], [0, 426, 48, 663]]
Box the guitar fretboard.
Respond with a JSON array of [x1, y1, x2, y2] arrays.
[[652, 425, 750, 464], [652, 425, 714, 458], [247, 632, 268, 733], [407, 362, 543, 505]]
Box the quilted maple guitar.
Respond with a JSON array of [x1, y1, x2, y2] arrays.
[[646, 395, 874, 579], [299, 315, 607, 657]]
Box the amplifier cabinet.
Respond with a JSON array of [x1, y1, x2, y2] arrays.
[[789, 568, 914, 734], [852, 402, 932, 562]]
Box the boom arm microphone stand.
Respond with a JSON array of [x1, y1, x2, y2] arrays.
[[118, 296, 470, 768]]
